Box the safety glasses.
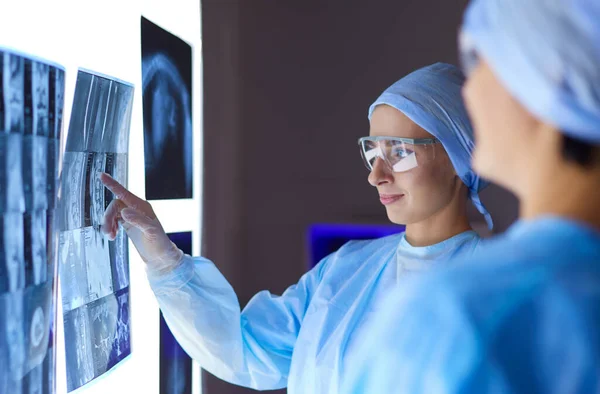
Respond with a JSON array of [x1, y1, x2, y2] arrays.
[[358, 136, 440, 173]]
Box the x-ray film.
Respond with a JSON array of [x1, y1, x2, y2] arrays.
[[109, 229, 129, 293], [160, 232, 193, 394], [59, 152, 86, 231], [46, 137, 60, 210], [63, 302, 94, 390], [0, 133, 25, 213], [1, 52, 25, 133], [63, 290, 129, 392], [0, 212, 25, 293], [0, 283, 54, 393], [111, 288, 130, 365], [141, 17, 193, 200], [83, 226, 113, 301], [23, 282, 53, 373], [46, 210, 57, 291], [46, 67, 64, 213], [29, 60, 50, 136], [58, 69, 133, 392], [0, 48, 64, 394], [0, 289, 26, 381], [65, 72, 133, 154], [24, 210, 47, 286], [58, 229, 88, 312], [85, 152, 106, 228], [23, 135, 49, 211]]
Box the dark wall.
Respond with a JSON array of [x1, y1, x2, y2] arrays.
[[201, 1, 518, 393]]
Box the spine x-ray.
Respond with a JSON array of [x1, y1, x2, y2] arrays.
[[57, 70, 134, 392], [0, 49, 65, 394]]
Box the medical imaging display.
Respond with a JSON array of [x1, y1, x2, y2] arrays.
[[58, 70, 134, 392], [141, 16, 193, 200], [0, 49, 65, 394], [160, 232, 193, 394]]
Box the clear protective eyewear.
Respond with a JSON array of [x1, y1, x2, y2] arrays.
[[358, 136, 440, 173]]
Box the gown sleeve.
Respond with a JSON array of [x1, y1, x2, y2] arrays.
[[147, 254, 332, 390]]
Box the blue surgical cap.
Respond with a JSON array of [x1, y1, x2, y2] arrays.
[[462, 0, 600, 144], [368, 63, 493, 230]]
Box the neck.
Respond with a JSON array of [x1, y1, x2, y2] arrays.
[[520, 163, 600, 231], [405, 186, 473, 246], [405, 214, 472, 247]]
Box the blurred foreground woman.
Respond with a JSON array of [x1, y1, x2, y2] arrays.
[[342, 1, 600, 393]]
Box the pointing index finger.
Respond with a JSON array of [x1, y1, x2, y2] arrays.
[[100, 172, 145, 208]]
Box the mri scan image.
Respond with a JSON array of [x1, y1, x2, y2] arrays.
[[141, 16, 193, 200], [160, 232, 193, 394], [2, 52, 25, 132], [58, 69, 134, 392], [0, 49, 64, 394]]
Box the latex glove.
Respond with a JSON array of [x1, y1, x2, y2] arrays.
[[100, 172, 184, 274]]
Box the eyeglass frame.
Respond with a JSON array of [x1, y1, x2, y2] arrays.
[[357, 136, 441, 171], [357, 136, 441, 146]]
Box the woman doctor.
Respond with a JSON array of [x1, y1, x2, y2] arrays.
[[100, 63, 492, 393]]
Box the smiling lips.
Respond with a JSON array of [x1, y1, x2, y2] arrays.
[[379, 193, 404, 205]]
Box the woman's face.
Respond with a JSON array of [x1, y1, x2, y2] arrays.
[[368, 105, 461, 225], [462, 60, 539, 194]]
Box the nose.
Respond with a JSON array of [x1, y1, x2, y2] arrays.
[[368, 157, 393, 187]]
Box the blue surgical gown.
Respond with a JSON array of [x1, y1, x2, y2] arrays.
[[342, 216, 600, 394], [148, 230, 483, 393]]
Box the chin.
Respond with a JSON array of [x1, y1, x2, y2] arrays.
[[385, 209, 410, 226]]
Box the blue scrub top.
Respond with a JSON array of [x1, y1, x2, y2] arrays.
[[342, 216, 600, 394], [148, 230, 482, 393]]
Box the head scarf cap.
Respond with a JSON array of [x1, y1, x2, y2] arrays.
[[368, 63, 493, 229], [462, 0, 600, 144]]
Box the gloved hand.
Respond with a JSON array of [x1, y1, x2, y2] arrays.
[[100, 172, 184, 274]]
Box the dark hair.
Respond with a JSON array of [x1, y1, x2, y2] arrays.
[[561, 134, 599, 167]]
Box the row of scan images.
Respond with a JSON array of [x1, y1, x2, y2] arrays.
[[1, 14, 196, 394]]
